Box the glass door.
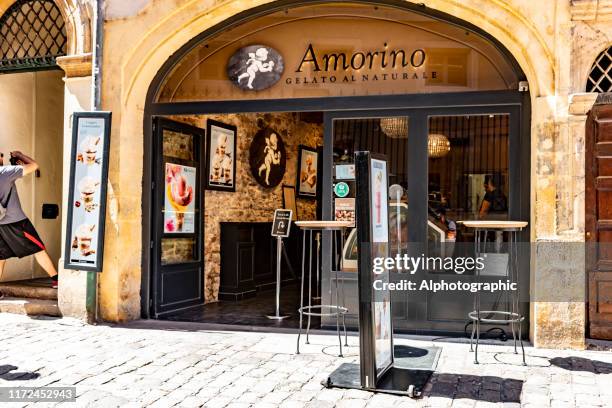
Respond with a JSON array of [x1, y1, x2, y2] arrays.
[[322, 106, 526, 335], [151, 117, 205, 317], [423, 113, 514, 333], [321, 110, 427, 331]]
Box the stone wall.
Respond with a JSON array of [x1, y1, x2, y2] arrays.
[[169, 113, 322, 302]]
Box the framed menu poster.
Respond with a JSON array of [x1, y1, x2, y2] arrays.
[[64, 112, 112, 272]]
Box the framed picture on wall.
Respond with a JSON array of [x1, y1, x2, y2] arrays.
[[296, 145, 319, 199], [282, 184, 298, 221], [205, 119, 237, 191]]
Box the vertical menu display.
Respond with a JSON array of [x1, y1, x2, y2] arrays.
[[355, 152, 393, 389], [369, 158, 392, 377], [64, 112, 112, 272]]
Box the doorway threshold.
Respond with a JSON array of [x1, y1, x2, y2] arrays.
[[118, 319, 528, 350]]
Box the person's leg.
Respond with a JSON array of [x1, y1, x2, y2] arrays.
[[33, 250, 57, 278], [0, 259, 5, 297]]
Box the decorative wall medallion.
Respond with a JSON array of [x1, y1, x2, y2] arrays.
[[249, 128, 286, 188], [227, 45, 284, 91]]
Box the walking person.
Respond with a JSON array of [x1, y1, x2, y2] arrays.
[[0, 151, 58, 289]]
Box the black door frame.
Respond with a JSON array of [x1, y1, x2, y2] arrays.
[[150, 117, 206, 317], [142, 90, 531, 321]]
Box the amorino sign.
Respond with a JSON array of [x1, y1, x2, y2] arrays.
[[290, 43, 434, 86], [228, 42, 433, 91], [162, 12, 515, 102]]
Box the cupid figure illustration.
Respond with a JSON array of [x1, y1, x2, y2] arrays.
[[258, 132, 281, 186], [237, 47, 275, 90]]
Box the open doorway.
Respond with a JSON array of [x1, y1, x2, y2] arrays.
[[0, 70, 64, 283], [153, 112, 323, 328], [0, 0, 67, 306]]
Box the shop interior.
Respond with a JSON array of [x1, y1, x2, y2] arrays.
[[159, 111, 510, 333]]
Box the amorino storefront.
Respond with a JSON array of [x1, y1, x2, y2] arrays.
[[53, 0, 612, 351], [142, 1, 531, 336]]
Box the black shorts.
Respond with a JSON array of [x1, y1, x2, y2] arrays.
[[0, 218, 46, 260]]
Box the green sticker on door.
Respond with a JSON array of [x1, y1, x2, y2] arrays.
[[334, 182, 350, 197]]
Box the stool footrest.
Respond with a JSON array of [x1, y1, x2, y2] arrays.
[[469, 310, 524, 324], [299, 305, 348, 317]]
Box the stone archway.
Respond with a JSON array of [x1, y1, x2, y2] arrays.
[[98, 0, 556, 322]]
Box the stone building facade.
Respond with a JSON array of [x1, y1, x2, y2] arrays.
[[2, 0, 611, 349]]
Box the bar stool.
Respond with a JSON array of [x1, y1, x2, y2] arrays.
[[295, 221, 351, 357], [461, 220, 528, 365]]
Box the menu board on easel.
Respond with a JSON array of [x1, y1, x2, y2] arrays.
[[64, 112, 112, 272], [355, 151, 393, 389]]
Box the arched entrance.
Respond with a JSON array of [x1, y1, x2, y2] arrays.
[[0, 0, 66, 283], [0, 0, 91, 319], [140, 1, 531, 336]]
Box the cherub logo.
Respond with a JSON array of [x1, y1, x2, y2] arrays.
[[237, 48, 275, 89], [249, 128, 286, 188], [258, 132, 281, 186], [228, 45, 284, 91]]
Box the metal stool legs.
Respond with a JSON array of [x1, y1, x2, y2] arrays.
[[469, 228, 526, 365], [296, 230, 306, 354], [306, 231, 313, 345], [297, 228, 348, 357]]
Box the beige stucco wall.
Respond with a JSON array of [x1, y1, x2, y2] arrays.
[[57, 75, 93, 320], [93, 0, 612, 348], [0, 70, 64, 282]]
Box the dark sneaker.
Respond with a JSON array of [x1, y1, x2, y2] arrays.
[[51, 275, 58, 289]]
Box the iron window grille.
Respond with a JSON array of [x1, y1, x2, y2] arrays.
[[0, 0, 67, 73], [587, 46, 612, 93]]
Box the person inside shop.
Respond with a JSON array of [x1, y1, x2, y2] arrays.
[[478, 173, 508, 219], [0, 151, 58, 291]]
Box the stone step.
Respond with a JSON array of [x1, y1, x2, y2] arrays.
[[0, 297, 60, 317], [0, 279, 57, 300]]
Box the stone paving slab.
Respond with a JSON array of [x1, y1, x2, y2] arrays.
[[0, 314, 610, 407]]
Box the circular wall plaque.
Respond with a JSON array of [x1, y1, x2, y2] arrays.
[[249, 128, 286, 188], [227, 45, 284, 91], [334, 182, 350, 197]]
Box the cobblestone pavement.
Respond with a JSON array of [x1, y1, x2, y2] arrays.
[[0, 314, 611, 407]]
